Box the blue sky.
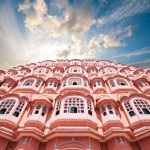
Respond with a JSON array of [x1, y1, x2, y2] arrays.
[[0, 0, 150, 69]]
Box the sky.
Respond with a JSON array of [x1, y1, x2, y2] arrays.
[[0, 0, 150, 69]]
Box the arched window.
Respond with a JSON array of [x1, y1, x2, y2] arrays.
[[0, 99, 15, 114], [24, 79, 34, 86], [83, 79, 87, 86], [63, 79, 67, 87], [34, 104, 41, 114], [68, 78, 81, 85], [109, 80, 116, 87], [73, 82, 77, 85], [133, 99, 150, 115], [31, 104, 47, 117], [124, 102, 135, 117], [101, 103, 118, 117], [35, 80, 41, 87], [55, 101, 61, 115], [13, 101, 25, 117], [49, 81, 53, 86], [87, 100, 92, 115], [41, 106, 46, 116], [107, 104, 113, 114], [63, 98, 84, 113], [1, 80, 14, 88], [116, 79, 127, 86], [137, 79, 149, 88], [102, 106, 107, 116]]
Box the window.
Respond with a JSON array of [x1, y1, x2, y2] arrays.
[[24, 79, 34, 86], [41, 106, 46, 116], [101, 104, 117, 117], [55, 101, 61, 115], [124, 102, 135, 117], [102, 106, 107, 116], [109, 80, 116, 87], [133, 99, 150, 115], [83, 79, 87, 86], [49, 81, 53, 86], [68, 78, 81, 85], [63, 79, 66, 87], [70, 107, 77, 113], [87, 100, 92, 115], [107, 105, 114, 114], [13, 101, 25, 117], [63, 98, 84, 113], [0, 99, 15, 115], [34, 104, 41, 114], [137, 79, 149, 87], [116, 79, 127, 86], [35, 80, 41, 87]]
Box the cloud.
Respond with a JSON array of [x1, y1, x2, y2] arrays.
[[99, 34, 122, 48], [113, 47, 150, 58], [96, 0, 150, 25], [18, 0, 94, 36], [88, 25, 132, 53], [57, 49, 71, 58], [88, 37, 102, 54]]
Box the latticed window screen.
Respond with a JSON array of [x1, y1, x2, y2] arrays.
[[63, 79, 67, 87], [68, 78, 82, 85], [102, 106, 107, 116], [87, 100, 92, 115], [116, 79, 127, 86], [133, 99, 150, 114], [35, 80, 41, 87], [55, 101, 61, 115], [34, 104, 41, 114], [124, 102, 135, 117], [83, 79, 87, 86], [33, 104, 47, 116], [138, 79, 149, 87], [13, 101, 25, 117], [101, 104, 117, 116], [106, 68, 115, 73], [63, 98, 84, 113], [49, 80, 53, 86], [24, 79, 34, 86], [41, 106, 47, 116], [0, 99, 15, 114], [2, 81, 13, 88], [109, 80, 116, 87]]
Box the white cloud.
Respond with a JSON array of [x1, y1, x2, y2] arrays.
[[113, 47, 150, 58], [96, 0, 150, 25], [99, 34, 122, 48], [88, 25, 132, 53], [88, 37, 102, 54]]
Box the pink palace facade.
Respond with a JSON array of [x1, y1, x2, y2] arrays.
[[0, 59, 150, 150]]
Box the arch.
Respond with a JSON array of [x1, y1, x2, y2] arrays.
[[55, 92, 94, 103], [8, 69, 18, 75], [55, 140, 93, 150]]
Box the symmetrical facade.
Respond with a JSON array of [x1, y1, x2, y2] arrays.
[[0, 59, 150, 150]]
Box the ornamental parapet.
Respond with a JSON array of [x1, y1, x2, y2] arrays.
[[50, 119, 98, 130], [130, 119, 150, 129], [25, 119, 45, 131], [0, 119, 18, 130], [103, 126, 124, 135], [102, 120, 124, 131], [24, 126, 43, 134]]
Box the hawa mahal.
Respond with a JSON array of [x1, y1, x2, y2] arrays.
[[0, 59, 149, 150]]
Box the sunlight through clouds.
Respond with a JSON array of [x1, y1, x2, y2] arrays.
[[0, 0, 150, 68]]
